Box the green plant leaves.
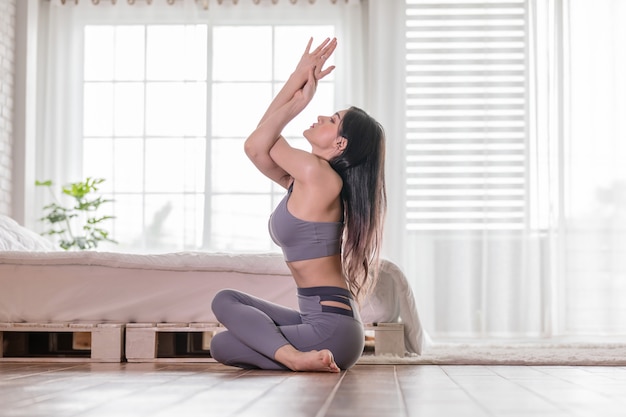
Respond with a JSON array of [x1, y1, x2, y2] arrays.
[[36, 177, 117, 251]]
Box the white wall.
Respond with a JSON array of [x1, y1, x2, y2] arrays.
[[0, 0, 16, 216]]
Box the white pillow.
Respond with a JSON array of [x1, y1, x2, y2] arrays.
[[0, 215, 57, 251]]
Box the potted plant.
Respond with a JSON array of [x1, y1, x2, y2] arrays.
[[36, 177, 117, 250]]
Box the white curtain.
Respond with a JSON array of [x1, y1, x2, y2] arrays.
[[523, 0, 626, 336], [403, 0, 626, 340], [560, 0, 626, 335]]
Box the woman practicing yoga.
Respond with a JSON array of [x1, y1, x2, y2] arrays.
[[210, 37, 386, 372]]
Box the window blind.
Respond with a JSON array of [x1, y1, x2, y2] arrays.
[[405, 0, 527, 230]]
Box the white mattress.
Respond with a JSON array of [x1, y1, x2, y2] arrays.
[[0, 250, 426, 354], [0, 251, 295, 322]]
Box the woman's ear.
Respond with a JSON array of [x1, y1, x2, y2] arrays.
[[336, 136, 348, 152]]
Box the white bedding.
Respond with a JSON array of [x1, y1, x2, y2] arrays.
[[0, 215, 426, 354], [0, 215, 56, 251]]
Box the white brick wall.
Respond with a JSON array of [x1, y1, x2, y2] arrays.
[[0, 0, 15, 216]]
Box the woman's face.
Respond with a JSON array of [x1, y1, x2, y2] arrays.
[[303, 110, 348, 155]]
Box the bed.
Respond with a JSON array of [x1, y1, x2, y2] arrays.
[[0, 215, 426, 356]]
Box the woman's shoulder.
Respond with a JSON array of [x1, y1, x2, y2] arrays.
[[298, 157, 342, 190]]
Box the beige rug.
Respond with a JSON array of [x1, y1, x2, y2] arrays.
[[358, 342, 626, 366]]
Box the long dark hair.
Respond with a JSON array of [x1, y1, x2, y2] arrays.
[[329, 106, 386, 301]]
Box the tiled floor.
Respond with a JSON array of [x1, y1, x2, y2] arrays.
[[1, 362, 625, 417]]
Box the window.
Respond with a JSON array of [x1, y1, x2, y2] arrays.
[[82, 24, 335, 253], [209, 26, 334, 252], [405, 0, 527, 231]]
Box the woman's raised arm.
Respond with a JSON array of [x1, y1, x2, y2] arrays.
[[244, 37, 337, 188]]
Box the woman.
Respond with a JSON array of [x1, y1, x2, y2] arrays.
[[210, 37, 386, 372]]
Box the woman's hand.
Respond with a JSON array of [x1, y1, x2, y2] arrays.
[[291, 67, 318, 114], [258, 37, 337, 126], [293, 37, 337, 84]]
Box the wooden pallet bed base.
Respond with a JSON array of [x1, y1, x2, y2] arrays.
[[0, 322, 405, 363]]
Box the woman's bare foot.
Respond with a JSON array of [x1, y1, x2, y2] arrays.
[[275, 345, 340, 372]]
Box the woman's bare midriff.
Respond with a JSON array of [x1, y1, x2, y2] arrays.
[[287, 254, 352, 311]]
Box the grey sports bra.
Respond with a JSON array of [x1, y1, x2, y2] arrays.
[[268, 184, 343, 262]]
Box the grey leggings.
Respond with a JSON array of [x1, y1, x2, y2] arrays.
[[210, 286, 364, 370]]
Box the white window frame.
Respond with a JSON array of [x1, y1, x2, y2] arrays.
[[34, 2, 361, 253]]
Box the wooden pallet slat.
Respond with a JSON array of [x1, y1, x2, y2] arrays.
[[0, 322, 125, 363], [364, 323, 406, 357], [125, 322, 222, 363]]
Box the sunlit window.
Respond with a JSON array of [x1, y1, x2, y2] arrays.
[[82, 24, 334, 253]]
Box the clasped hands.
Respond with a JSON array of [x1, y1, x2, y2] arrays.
[[293, 37, 337, 105]]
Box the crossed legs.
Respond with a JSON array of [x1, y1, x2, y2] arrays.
[[210, 289, 339, 372]]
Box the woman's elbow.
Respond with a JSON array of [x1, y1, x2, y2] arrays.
[[244, 139, 260, 161]]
